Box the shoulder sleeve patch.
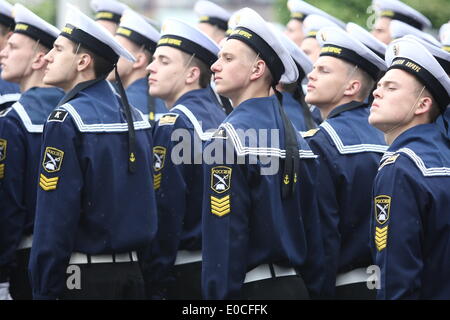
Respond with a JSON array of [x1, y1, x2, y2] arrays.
[[301, 128, 320, 138], [158, 113, 179, 126], [379, 154, 400, 170], [48, 109, 68, 122], [0, 139, 6, 161], [42, 147, 64, 173]]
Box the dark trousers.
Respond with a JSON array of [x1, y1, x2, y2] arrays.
[[166, 261, 202, 300], [335, 282, 376, 300], [10, 248, 32, 300], [60, 262, 145, 300], [241, 275, 310, 300]]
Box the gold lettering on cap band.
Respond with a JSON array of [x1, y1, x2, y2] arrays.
[[291, 12, 304, 19], [116, 27, 132, 37], [321, 46, 342, 55], [230, 29, 252, 39], [391, 59, 421, 73], [62, 26, 73, 34], [380, 10, 395, 17], [15, 23, 29, 31], [307, 31, 318, 37], [96, 12, 114, 20], [158, 37, 182, 46], [199, 16, 210, 22]]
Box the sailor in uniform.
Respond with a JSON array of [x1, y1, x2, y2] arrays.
[[90, 0, 128, 35], [202, 8, 324, 300], [303, 26, 387, 299], [0, 4, 63, 301], [29, 5, 157, 300], [141, 18, 226, 299], [368, 36, 450, 299]]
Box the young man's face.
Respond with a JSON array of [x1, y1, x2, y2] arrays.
[[210, 39, 258, 102], [285, 19, 304, 47], [300, 37, 321, 63], [305, 55, 350, 107], [43, 36, 78, 91], [369, 68, 423, 132], [147, 45, 190, 102], [0, 33, 38, 83], [371, 17, 392, 45], [109, 36, 137, 84]]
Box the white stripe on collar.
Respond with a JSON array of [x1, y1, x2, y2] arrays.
[[13, 102, 44, 133], [380, 148, 450, 177], [61, 103, 151, 132], [172, 104, 216, 141], [321, 121, 388, 154], [0, 93, 20, 105], [222, 122, 317, 159]]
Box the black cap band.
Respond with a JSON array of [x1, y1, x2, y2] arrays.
[[228, 27, 285, 84], [157, 34, 217, 67], [199, 16, 228, 31], [0, 14, 14, 29], [389, 57, 449, 111], [320, 44, 380, 80], [95, 11, 121, 24], [14, 22, 56, 49], [294, 61, 306, 83], [116, 27, 157, 53], [380, 10, 424, 30], [61, 24, 119, 64]]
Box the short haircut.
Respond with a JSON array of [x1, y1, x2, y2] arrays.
[[343, 59, 376, 101], [71, 42, 115, 78], [182, 52, 212, 88]]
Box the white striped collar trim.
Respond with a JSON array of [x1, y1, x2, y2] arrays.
[[381, 148, 450, 177], [222, 122, 317, 159], [0, 93, 20, 105], [321, 121, 388, 154], [61, 103, 151, 132], [172, 104, 215, 141], [12, 102, 44, 133]]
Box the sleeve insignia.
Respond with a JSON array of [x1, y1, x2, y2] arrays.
[[0, 163, 4, 179], [42, 147, 64, 173], [0, 139, 6, 161], [158, 114, 179, 126], [379, 154, 399, 170], [211, 166, 232, 193], [153, 146, 166, 171], [375, 195, 391, 225], [48, 109, 68, 122], [210, 195, 230, 217], [375, 225, 388, 251], [154, 173, 162, 190], [39, 173, 59, 191], [301, 128, 319, 138], [211, 127, 228, 139]]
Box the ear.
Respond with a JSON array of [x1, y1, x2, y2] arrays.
[[132, 51, 148, 70], [185, 65, 201, 85], [249, 59, 266, 81], [343, 79, 362, 97], [77, 52, 93, 72], [415, 95, 433, 116], [31, 51, 47, 70]]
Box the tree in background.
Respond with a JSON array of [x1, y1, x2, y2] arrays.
[[274, 0, 449, 30]]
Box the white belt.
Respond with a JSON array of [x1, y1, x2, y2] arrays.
[[17, 235, 33, 250], [174, 250, 202, 265], [335, 267, 368, 287], [244, 263, 297, 284], [69, 251, 138, 264]]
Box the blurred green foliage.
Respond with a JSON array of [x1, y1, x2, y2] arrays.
[[10, 0, 56, 24], [274, 0, 450, 30]]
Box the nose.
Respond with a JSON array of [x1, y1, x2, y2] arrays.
[[146, 60, 156, 74], [43, 49, 53, 63], [0, 47, 7, 59], [372, 85, 382, 99], [210, 59, 221, 73], [307, 68, 316, 82]]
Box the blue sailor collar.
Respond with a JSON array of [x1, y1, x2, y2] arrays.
[[327, 100, 367, 119], [381, 123, 450, 177]]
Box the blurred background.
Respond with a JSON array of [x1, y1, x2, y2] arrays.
[[7, 0, 450, 31]]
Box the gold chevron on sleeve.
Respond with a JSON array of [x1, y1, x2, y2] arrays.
[[154, 173, 162, 190], [0, 163, 4, 179], [375, 226, 388, 251], [39, 173, 59, 191], [210, 195, 231, 217]]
